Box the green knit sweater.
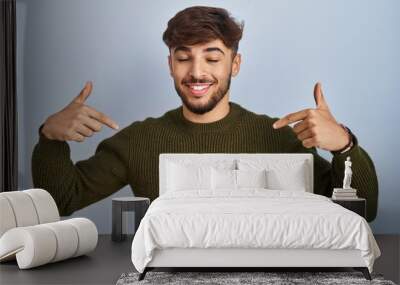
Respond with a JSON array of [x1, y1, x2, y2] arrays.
[[31, 102, 378, 222]]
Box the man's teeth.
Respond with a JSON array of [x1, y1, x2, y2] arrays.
[[190, 85, 211, 90]]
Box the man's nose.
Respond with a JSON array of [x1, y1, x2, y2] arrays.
[[188, 60, 206, 78]]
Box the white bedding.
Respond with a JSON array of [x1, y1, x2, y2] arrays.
[[131, 189, 381, 273]]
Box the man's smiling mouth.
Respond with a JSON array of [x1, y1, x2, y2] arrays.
[[185, 83, 214, 97]]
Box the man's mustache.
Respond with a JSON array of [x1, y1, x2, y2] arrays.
[[182, 78, 215, 84]]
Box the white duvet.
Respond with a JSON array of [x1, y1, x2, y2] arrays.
[[131, 189, 381, 273]]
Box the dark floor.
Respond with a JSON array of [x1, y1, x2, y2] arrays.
[[374, 234, 400, 284], [0, 234, 398, 285]]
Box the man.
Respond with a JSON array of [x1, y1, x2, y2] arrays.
[[32, 6, 378, 222]]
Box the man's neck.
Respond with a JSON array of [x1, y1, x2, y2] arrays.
[[182, 95, 230, 124]]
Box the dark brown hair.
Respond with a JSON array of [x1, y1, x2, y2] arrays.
[[162, 6, 244, 58]]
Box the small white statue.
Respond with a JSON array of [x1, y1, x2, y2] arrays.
[[343, 156, 352, 189]]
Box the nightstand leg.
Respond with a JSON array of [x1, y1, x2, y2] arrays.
[[112, 201, 123, 242]]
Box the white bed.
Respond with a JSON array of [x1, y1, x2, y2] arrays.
[[130, 153, 381, 281]]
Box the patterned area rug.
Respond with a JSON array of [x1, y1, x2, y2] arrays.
[[116, 271, 396, 285]]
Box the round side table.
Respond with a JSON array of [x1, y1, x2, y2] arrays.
[[112, 197, 150, 242]]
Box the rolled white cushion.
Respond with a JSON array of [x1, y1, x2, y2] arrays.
[[0, 196, 17, 237], [0, 226, 57, 269], [0, 218, 98, 269], [42, 221, 79, 262], [63, 218, 98, 257], [24, 189, 59, 224], [0, 191, 39, 227], [0, 189, 60, 239]]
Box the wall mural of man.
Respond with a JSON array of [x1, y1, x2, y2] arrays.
[[32, 6, 378, 222]]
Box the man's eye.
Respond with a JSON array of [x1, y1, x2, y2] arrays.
[[176, 58, 219, 62]]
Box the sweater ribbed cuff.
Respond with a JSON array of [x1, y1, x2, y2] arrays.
[[330, 132, 360, 160], [36, 124, 70, 160]]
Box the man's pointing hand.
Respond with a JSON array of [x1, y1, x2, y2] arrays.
[[41, 81, 119, 142], [272, 82, 350, 151]]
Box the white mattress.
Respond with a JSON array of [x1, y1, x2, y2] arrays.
[[131, 189, 380, 273]]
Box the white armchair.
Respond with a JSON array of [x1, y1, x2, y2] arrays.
[[0, 189, 98, 269]]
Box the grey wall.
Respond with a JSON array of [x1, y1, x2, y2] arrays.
[[17, 0, 400, 234]]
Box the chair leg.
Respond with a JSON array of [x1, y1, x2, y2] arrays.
[[354, 267, 371, 280]]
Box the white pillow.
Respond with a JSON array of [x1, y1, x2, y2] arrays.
[[238, 159, 308, 191], [236, 169, 268, 188], [166, 162, 211, 191], [166, 158, 236, 170], [211, 168, 268, 190], [211, 168, 236, 190], [266, 163, 307, 191]]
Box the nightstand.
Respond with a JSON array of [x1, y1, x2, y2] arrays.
[[331, 197, 366, 219], [112, 197, 150, 242]]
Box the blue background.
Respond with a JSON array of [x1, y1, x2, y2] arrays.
[[16, 0, 400, 234]]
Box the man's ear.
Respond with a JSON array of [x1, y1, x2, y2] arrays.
[[168, 54, 173, 76], [231, 53, 241, 77]]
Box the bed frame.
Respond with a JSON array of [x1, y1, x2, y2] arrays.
[[138, 153, 372, 281], [141, 248, 371, 280]]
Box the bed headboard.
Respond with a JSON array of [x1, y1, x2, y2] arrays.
[[159, 153, 314, 195]]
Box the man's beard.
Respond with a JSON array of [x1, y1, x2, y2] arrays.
[[174, 73, 232, 115]]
